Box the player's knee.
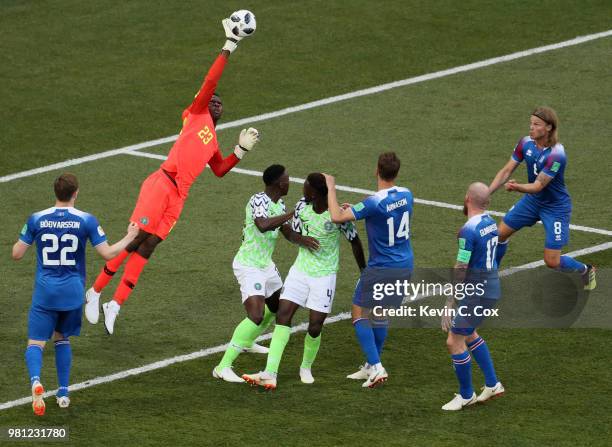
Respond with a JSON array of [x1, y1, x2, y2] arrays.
[[446, 335, 462, 354], [52, 331, 64, 341], [544, 255, 560, 269], [308, 321, 323, 338], [247, 311, 264, 326], [275, 308, 293, 326]]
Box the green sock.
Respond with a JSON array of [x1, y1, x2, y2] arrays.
[[300, 333, 321, 369], [265, 325, 291, 374], [244, 305, 276, 348], [260, 304, 276, 332], [217, 318, 260, 369]]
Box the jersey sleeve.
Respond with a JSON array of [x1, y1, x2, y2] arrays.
[[511, 136, 528, 163], [456, 226, 475, 264], [186, 54, 228, 115], [291, 199, 307, 233], [208, 149, 240, 177], [86, 215, 107, 247], [19, 215, 36, 245], [541, 148, 566, 178], [339, 221, 358, 242], [250, 194, 270, 219], [351, 195, 378, 221]]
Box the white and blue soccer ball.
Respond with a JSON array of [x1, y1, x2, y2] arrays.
[[229, 10, 256, 37]]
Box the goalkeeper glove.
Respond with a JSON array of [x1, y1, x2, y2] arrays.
[[222, 18, 242, 53], [233, 128, 260, 159]]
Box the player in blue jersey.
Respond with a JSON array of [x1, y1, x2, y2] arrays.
[[440, 182, 504, 411], [488, 107, 596, 290], [12, 173, 138, 416], [325, 152, 414, 388]]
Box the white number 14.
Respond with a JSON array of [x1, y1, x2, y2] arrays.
[[387, 212, 410, 247]]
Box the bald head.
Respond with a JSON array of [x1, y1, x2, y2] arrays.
[[466, 182, 490, 210]]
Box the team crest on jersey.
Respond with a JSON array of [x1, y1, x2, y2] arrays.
[[97, 226, 105, 237], [254, 283, 262, 291], [526, 149, 532, 156], [140, 217, 149, 225], [324, 221, 334, 231], [538, 156, 545, 164]]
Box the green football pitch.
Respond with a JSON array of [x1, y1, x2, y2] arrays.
[[1, 1, 611, 446]]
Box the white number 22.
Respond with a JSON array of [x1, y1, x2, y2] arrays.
[[41, 234, 78, 266]]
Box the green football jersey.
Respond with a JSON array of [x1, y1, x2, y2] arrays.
[[234, 192, 286, 269], [292, 198, 357, 277]]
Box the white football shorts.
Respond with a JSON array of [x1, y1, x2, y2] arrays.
[[281, 265, 336, 313], [232, 260, 283, 303]]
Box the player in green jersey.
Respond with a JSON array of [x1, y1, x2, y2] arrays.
[[243, 173, 366, 388], [214, 165, 319, 382]]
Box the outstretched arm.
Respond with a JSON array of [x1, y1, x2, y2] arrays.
[[254, 210, 294, 233], [95, 223, 139, 261], [187, 53, 229, 115], [208, 127, 261, 176], [187, 13, 252, 115], [208, 150, 240, 177], [323, 174, 356, 223], [505, 171, 553, 194], [489, 158, 520, 194]]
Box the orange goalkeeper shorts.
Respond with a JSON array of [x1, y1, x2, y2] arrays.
[[130, 169, 184, 240]]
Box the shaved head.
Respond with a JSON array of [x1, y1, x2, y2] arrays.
[[466, 182, 491, 210]]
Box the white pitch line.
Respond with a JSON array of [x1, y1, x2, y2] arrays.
[[2, 29, 611, 184], [127, 150, 612, 237], [2, 240, 610, 412]]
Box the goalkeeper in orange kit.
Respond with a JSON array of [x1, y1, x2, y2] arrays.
[[84, 14, 259, 335]]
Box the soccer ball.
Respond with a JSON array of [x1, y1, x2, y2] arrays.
[[229, 10, 256, 37]]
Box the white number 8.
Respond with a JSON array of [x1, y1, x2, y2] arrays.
[[554, 221, 562, 235]]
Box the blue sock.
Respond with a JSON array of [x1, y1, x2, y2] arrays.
[[496, 240, 509, 267], [451, 350, 473, 399], [467, 337, 498, 387], [558, 255, 587, 274], [353, 319, 380, 366], [372, 325, 388, 356], [25, 344, 44, 385], [54, 339, 72, 397]]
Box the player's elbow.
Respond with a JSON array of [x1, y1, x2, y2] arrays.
[[329, 213, 344, 224], [98, 247, 115, 261], [12, 244, 25, 260], [210, 167, 224, 177]]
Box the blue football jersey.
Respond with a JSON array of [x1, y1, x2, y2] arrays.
[[19, 207, 107, 311], [351, 186, 414, 269], [457, 213, 500, 299], [512, 136, 571, 209], [457, 214, 498, 270]]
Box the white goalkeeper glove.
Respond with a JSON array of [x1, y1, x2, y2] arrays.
[[233, 128, 260, 159], [222, 18, 242, 53]]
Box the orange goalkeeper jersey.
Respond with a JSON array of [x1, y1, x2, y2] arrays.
[[161, 54, 239, 200]]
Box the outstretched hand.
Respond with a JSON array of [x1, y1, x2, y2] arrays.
[[127, 222, 139, 238], [504, 179, 519, 192]]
